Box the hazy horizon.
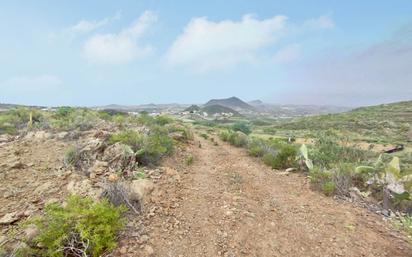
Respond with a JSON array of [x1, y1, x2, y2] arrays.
[[1, 1, 411, 107]]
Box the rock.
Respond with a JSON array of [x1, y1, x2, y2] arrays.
[[129, 179, 155, 202], [23, 224, 39, 242], [102, 143, 136, 171], [9, 160, 26, 169], [144, 245, 154, 256], [34, 131, 52, 140], [0, 235, 8, 245], [0, 211, 21, 225], [56, 131, 68, 139], [0, 134, 12, 143], [34, 181, 54, 195], [285, 168, 296, 173], [140, 234, 150, 243], [88, 160, 109, 175], [67, 179, 102, 199], [119, 246, 127, 254], [164, 167, 178, 176], [108, 173, 119, 182]]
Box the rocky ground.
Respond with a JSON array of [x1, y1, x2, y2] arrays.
[[1, 129, 412, 256]]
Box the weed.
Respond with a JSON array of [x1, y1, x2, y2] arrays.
[[64, 146, 80, 167], [25, 195, 126, 257], [185, 155, 194, 165]]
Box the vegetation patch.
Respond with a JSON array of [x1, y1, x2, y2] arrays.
[[23, 195, 126, 257]]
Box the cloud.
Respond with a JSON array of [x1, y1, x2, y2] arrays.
[[303, 14, 335, 30], [278, 24, 412, 106], [83, 11, 157, 65], [165, 14, 334, 71], [273, 43, 301, 64], [67, 11, 121, 34], [165, 14, 287, 71], [0, 75, 62, 92]]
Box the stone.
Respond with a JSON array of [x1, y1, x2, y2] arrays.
[[88, 160, 109, 175], [0, 212, 21, 225], [9, 160, 26, 169], [119, 246, 127, 254], [0, 134, 12, 143], [285, 168, 296, 173], [129, 179, 155, 202], [34, 181, 53, 195], [34, 131, 52, 140], [56, 131, 69, 139], [144, 245, 154, 256], [67, 179, 102, 199], [140, 235, 150, 243], [108, 173, 119, 182]]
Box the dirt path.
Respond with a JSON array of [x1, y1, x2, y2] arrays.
[[129, 134, 412, 257]]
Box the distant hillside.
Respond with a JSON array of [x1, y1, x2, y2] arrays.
[[201, 104, 241, 116], [272, 100, 412, 143], [248, 100, 264, 106], [205, 97, 255, 111], [184, 105, 201, 113]]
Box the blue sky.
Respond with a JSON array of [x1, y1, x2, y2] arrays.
[[0, 1, 411, 107]]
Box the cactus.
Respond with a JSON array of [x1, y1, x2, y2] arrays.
[[299, 144, 313, 170]]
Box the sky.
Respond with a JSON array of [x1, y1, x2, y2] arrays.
[[0, 0, 411, 107]]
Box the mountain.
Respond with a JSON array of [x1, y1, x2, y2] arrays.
[[201, 104, 241, 116], [248, 100, 264, 106], [184, 105, 201, 113], [205, 97, 255, 112]]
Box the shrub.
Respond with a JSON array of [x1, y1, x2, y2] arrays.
[[55, 106, 75, 118], [138, 126, 174, 166], [262, 144, 297, 169], [310, 137, 370, 168], [26, 195, 126, 257], [185, 155, 194, 165], [219, 130, 231, 142], [321, 181, 336, 196], [231, 122, 252, 135], [64, 146, 80, 166], [309, 167, 336, 196], [396, 215, 412, 240], [228, 131, 248, 147], [247, 139, 266, 157], [200, 133, 209, 139], [107, 130, 143, 152], [154, 115, 173, 126]]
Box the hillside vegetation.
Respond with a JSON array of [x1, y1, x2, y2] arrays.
[[266, 101, 412, 144]]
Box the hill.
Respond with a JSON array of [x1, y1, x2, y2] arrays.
[[270, 100, 412, 143], [205, 97, 255, 112], [184, 105, 201, 113], [201, 104, 241, 116]]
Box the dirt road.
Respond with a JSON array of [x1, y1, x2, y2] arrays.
[[128, 134, 412, 257]]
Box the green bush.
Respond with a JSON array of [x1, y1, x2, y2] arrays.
[[200, 133, 209, 139], [154, 115, 173, 126], [247, 139, 266, 157], [396, 215, 412, 240], [310, 137, 370, 168], [138, 126, 174, 166], [309, 167, 336, 196], [321, 181, 336, 196], [262, 144, 297, 169], [219, 130, 230, 142], [107, 130, 143, 152], [26, 195, 126, 257], [228, 131, 248, 147], [231, 122, 252, 135], [64, 146, 80, 166]]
